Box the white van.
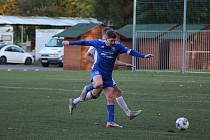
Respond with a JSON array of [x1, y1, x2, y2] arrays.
[[38, 38, 64, 67]]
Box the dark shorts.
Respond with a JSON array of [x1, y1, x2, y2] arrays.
[[91, 69, 113, 88]]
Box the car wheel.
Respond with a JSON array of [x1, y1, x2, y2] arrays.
[[0, 56, 7, 64], [25, 57, 32, 65], [58, 62, 63, 67], [42, 63, 49, 67]]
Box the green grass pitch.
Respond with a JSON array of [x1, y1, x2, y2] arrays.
[[0, 70, 210, 140]]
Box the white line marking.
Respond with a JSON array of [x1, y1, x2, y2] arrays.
[[142, 99, 210, 103], [123, 92, 210, 97], [1, 86, 210, 103], [184, 108, 210, 112], [0, 86, 81, 92]]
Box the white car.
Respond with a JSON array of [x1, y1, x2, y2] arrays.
[[38, 38, 63, 67], [0, 44, 34, 65]]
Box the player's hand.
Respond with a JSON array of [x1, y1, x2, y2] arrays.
[[126, 63, 136, 68], [62, 41, 70, 46], [144, 54, 154, 58]]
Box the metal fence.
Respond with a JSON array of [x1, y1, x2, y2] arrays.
[[134, 31, 210, 72]]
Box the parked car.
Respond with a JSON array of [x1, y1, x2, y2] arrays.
[[38, 38, 64, 67], [0, 44, 34, 65]]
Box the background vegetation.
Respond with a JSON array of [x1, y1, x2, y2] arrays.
[[1, 0, 210, 28]]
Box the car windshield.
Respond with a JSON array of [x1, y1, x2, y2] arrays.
[[46, 38, 63, 47], [0, 44, 6, 50]]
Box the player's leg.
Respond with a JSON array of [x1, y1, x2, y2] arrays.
[[80, 71, 103, 101], [91, 88, 103, 99], [68, 71, 103, 114], [114, 85, 130, 115], [114, 85, 142, 120], [103, 81, 123, 128], [72, 88, 102, 105], [86, 75, 104, 99], [68, 88, 102, 115], [71, 74, 103, 106]]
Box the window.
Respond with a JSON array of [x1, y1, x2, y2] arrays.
[[12, 46, 24, 53], [5, 46, 24, 53], [0, 44, 6, 50], [5, 46, 13, 52], [46, 38, 63, 47], [2, 35, 12, 41]]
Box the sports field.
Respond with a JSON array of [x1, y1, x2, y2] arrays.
[[0, 70, 210, 140]]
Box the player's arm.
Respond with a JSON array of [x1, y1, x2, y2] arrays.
[[84, 46, 95, 63], [128, 49, 153, 58], [118, 43, 153, 58], [63, 40, 97, 47], [115, 60, 135, 67], [84, 51, 94, 63]]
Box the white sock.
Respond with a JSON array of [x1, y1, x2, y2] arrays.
[[73, 97, 81, 105], [116, 96, 130, 116], [73, 91, 93, 105], [85, 91, 93, 100]]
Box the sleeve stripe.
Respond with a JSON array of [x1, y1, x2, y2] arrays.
[[127, 49, 131, 54]]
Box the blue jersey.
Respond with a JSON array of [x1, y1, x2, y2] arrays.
[[69, 39, 130, 76]]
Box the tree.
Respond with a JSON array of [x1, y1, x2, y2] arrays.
[[11, 0, 66, 16], [93, 0, 133, 28], [136, 0, 210, 24], [63, 0, 94, 17], [0, 0, 6, 14], [1, 0, 133, 27], [187, 0, 210, 24], [2, 0, 210, 27], [1, 0, 94, 17], [0, 0, 17, 15], [136, 0, 184, 24]]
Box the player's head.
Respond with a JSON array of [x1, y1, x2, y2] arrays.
[[102, 27, 113, 39], [106, 30, 117, 46]]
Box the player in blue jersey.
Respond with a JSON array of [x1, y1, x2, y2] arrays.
[[63, 30, 153, 128], [70, 46, 142, 120], [68, 27, 143, 121]]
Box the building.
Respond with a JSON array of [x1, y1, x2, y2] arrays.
[[161, 24, 210, 71], [54, 23, 104, 70], [117, 24, 177, 70], [0, 16, 101, 54]]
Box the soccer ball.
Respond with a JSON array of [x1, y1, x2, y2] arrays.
[[176, 117, 189, 130]]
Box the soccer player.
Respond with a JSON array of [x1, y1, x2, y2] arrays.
[[70, 46, 143, 120], [69, 27, 142, 120], [63, 30, 153, 128]]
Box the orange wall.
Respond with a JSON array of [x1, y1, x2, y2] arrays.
[[64, 25, 103, 70], [80, 25, 103, 70], [63, 38, 82, 70], [186, 32, 210, 70]]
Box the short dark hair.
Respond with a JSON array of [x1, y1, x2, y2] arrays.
[[102, 27, 113, 35], [106, 30, 117, 39]]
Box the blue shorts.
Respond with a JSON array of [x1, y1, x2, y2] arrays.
[[91, 69, 113, 88]]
